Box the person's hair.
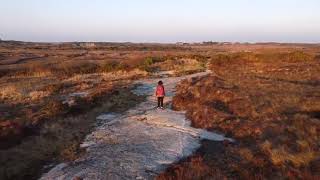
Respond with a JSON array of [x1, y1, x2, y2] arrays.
[[158, 81, 163, 85]]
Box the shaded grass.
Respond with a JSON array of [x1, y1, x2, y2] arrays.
[[0, 85, 145, 180]]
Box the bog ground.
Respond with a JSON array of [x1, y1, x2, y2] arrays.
[[0, 41, 319, 179]]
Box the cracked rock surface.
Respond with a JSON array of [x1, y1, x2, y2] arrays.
[[41, 71, 233, 180]]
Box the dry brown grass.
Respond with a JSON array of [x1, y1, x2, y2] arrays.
[[0, 41, 208, 180], [157, 155, 226, 180], [261, 140, 317, 167], [162, 49, 320, 179], [1, 42, 320, 179]]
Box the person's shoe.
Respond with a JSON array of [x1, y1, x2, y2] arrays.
[[160, 107, 164, 109]]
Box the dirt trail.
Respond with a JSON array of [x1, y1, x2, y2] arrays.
[[41, 71, 233, 180]]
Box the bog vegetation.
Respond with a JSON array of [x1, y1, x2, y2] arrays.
[[0, 42, 319, 179], [0, 42, 207, 180], [160, 48, 320, 179]]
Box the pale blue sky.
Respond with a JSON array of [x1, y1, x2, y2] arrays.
[[0, 0, 319, 43]]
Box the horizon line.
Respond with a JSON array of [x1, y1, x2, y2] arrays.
[[1, 39, 319, 45]]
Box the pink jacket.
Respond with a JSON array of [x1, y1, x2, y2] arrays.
[[155, 85, 165, 97]]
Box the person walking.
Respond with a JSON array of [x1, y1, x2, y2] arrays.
[[155, 81, 165, 109]]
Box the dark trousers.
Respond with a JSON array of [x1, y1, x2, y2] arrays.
[[157, 97, 164, 107]]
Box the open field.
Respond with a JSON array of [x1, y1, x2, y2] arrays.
[[0, 41, 208, 180], [0, 41, 319, 179]]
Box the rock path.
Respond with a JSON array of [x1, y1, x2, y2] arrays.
[[41, 71, 233, 180]]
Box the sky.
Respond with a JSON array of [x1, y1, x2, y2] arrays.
[[0, 0, 320, 43]]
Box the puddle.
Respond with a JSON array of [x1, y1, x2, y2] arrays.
[[69, 92, 89, 98], [96, 113, 119, 122]]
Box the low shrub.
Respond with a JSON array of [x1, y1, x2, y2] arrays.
[[100, 61, 129, 73], [210, 51, 314, 68], [138, 57, 155, 72]]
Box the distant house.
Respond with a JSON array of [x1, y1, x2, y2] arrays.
[[71, 42, 96, 48], [220, 42, 232, 45], [202, 41, 219, 45], [176, 42, 189, 46], [80, 42, 96, 48]]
